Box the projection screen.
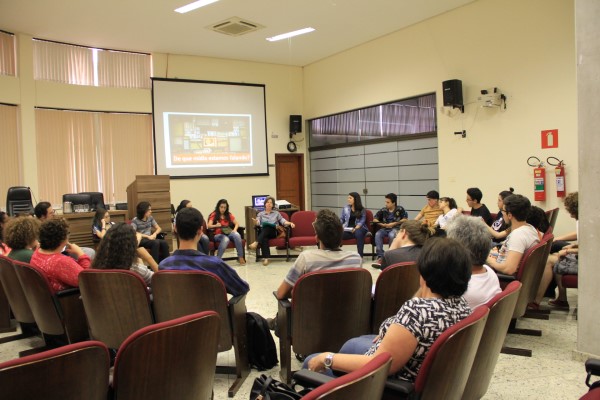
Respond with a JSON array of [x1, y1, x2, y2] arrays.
[[152, 78, 269, 178]]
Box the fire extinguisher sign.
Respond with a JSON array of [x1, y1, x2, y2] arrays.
[[541, 129, 558, 149]]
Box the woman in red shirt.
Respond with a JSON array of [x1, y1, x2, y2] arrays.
[[207, 199, 246, 265]]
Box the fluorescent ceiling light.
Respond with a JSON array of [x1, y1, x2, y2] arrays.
[[175, 0, 219, 14], [266, 27, 315, 42]]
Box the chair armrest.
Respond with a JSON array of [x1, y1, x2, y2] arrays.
[[293, 369, 334, 388], [237, 226, 245, 239], [56, 288, 81, 298], [385, 377, 414, 395], [496, 273, 516, 283], [586, 359, 600, 388]]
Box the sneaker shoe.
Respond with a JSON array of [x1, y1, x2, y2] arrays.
[[371, 258, 383, 269]]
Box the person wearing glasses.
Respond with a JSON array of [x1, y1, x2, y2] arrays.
[[486, 194, 539, 275], [414, 190, 443, 226], [466, 187, 493, 226]]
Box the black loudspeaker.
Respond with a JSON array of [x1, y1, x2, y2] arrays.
[[290, 115, 302, 133], [442, 79, 463, 108]]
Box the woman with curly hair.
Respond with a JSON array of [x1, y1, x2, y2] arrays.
[[91, 223, 154, 286], [207, 199, 246, 265], [30, 218, 91, 294], [4, 216, 41, 263]]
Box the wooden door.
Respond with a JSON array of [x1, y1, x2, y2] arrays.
[[275, 154, 305, 210]]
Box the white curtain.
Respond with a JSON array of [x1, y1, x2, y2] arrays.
[[33, 40, 94, 85], [0, 31, 16, 77], [97, 50, 151, 89], [35, 109, 153, 205], [0, 104, 21, 200]]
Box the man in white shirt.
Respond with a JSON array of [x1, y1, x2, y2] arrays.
[[487, 194, 539, 275], [447, 215, 501, 309]]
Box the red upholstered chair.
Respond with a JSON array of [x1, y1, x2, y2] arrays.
[[497, 236, 552, 357], [562, 273, 578, 318], [255, 211, 291, 261], [78, 269, 154, 350], [463, 281, 522, 399], [151, 270, 249, 397], [0, 256, 39, 345], [581, 359, 600, 400], [298, 352, 392, 400], [382, 306, 489, 400], [277, 268, 372, 383], [111, 311, 220, 400], [288, 210, 318, 251], [341, 209, 374, 258], [0, 340, 110, 400], [14, 262, 89, 351], [371, 262, 419, 333]]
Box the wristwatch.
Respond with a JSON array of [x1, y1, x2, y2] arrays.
[[324, 353, 334, 369]]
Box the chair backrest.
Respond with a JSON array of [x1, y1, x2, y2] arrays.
[[112, 311, 220, 400], [0, 256, 35, 324], [371, 262, 419, 332], [302, 353, 392, 400], [463, 281, 522, 399], [78, 269, 154, 349], [152, 270, 235, 351], [547, 207, 560, 230], [291, 210, 318, 237], [292, 268, 372, 355], [0, 340, 110, 400], [13, 262, 66, 336], [414, 306, 489, 399], [513, 239, 550, 318], [6, 186, 33, 216], [79, 192, 106, 211]]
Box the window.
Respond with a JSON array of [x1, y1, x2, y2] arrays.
[[0, 30, 16, 76], [33, 39, 151, 89], [35, 109, 153, 205], [309, 93, 436, 148]]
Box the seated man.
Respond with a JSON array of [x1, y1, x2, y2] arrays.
[[371, 193, 407, 268], [486, 194, 539, 276], [414, 190, 443, 226], [275, 209, 362, 300], [446, 215, 501, 309], [466, 187, 493, 226], [159, 207, 249, 297]]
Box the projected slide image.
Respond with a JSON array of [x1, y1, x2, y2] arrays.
[[164, 112, 252, 167]]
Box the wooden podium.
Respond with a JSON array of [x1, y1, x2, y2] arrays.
[[127, 175, 173, 251]]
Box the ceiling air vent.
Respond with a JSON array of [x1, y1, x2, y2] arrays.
[[208, 17, 264, 36]]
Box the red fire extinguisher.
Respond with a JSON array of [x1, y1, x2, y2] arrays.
[[528, 156, 546, 201], [547, 157, 566, 198]]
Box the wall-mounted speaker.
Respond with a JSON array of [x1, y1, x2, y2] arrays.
[[442, 79, 463, 109], [290, 115, 302, 133]]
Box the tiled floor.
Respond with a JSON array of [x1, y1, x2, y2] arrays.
[[0, 248, 585, 399]]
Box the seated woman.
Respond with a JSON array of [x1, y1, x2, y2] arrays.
[[434, 197, 459, 231], [488, 188, 514, 246], [4, 216, 41, 263], [340, 192, 369, 258], [207, 199, 246, 265], [92, 222, 154, 287], [174, 200, 209, 254], [131, 201, 170, 263], [305, 237, 472, 382], [249, 196, 295, 266], [30, 218, 91, 294], [91, 207, 113, 244], [378, 220, 433, 270]]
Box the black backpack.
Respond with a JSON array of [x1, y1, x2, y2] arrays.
[[246, 312, 278, 371]]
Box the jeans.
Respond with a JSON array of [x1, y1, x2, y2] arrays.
[[301, 334, 377, 376], [213, 232, 245, 258], [342, 228, 367, 257], [375, 228, 398, 258], [197, 234, 210, 255]]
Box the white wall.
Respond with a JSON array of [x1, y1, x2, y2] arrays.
[[303, 0, 577, 237]]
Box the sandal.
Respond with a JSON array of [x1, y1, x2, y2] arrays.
[[548, 299, 570, 309], [527, 302, 540, 311]]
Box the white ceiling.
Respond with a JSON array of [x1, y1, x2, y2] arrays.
[[0, 0, 475, 67]]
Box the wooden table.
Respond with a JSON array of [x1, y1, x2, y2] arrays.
[[60, 210, 128, 249]]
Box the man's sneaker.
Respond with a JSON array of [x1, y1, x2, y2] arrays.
[[371, 258, 383, 269]]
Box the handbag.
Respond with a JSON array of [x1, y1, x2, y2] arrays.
[[250, 374, 307, 400]]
